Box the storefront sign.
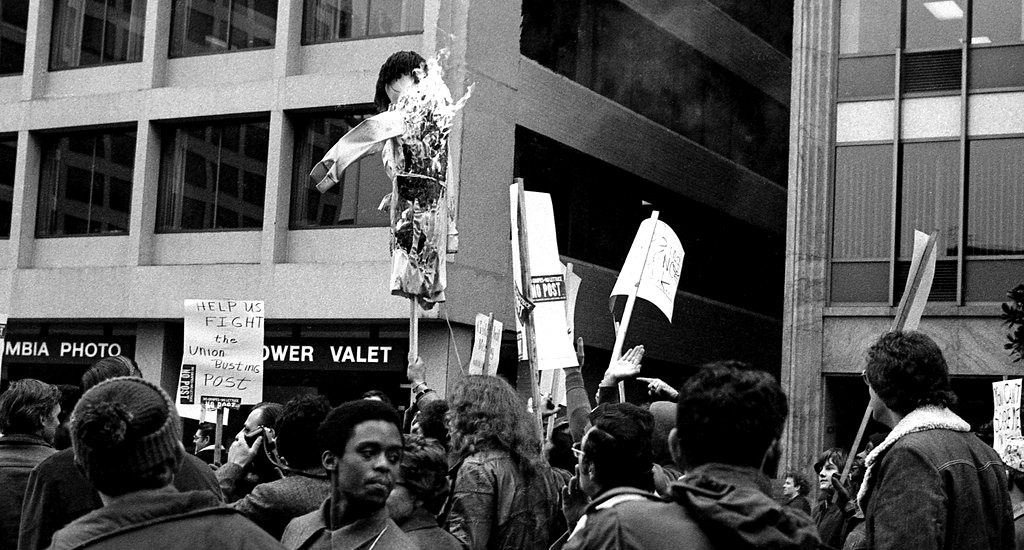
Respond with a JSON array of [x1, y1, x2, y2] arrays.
[[262, 339, 407, 372], [2, 337, 135, 364]]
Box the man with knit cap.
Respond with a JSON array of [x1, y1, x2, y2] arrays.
[[18, 356, 221, 550], [48, 377, 283, 550]]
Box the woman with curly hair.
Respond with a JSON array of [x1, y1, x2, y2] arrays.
[[441, 375, 568, 550]]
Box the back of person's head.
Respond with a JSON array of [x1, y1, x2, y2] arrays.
[[784, 469, 811, 496], [319, 399, 402, 457], [674, 361, 788, 470], [361, 389, 393, 408], [0, 379, 61, 436], [374, 50, 426, 112], [545, 420, 575, 473], [82, 355, 142, 391], [585, 402, 655, 492], [416, 399, 450, 447], [865, 331, 956, 416], [398, 434, 449, 514], [447, 375, 541, 473], [54, 383, 82, 450], [277, 394, 332, 470], [196, 422, 216, 441], [71, 377, 183, 496], [813, 447, 848, 475], [252, 401, 284, 431]]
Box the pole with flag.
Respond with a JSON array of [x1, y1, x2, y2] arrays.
[[609, 212, 685, 401], [840, 229, 938, 483]]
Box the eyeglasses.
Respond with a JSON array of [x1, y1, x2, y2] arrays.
[[571, 442, 584, 460], [861, 370, 870, 386]]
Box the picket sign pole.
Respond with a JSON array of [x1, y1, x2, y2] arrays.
[[515, 179, 544, 430], [840, 232, 938, 484], [409, 299, 418, 363], [214, 407, 225, 466], [610, 211, 660, 402], [483, 312, 495, 374]]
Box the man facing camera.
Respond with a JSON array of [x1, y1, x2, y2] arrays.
[[282, 400, 416, 550]]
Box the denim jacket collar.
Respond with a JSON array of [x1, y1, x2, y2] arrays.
[[856, 405, 970, 508]]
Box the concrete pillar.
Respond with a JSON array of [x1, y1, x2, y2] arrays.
[[780, 0, 838, 473]]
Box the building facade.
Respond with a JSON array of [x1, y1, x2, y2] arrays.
[[785, 0, 1024, 472], [0, 0, 792, 430]]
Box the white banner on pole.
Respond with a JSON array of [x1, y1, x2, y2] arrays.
[[610, 218, 684, 321], [993, 379, 1022, 453], [510, 184, 579, 370], [175, 299, 265, 420]]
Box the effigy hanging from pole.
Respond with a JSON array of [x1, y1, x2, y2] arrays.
[[309, 52, 472, 311]]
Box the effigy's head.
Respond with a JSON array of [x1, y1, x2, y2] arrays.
[[375, 51, 427, 113]]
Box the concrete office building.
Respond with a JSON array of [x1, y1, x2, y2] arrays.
[[785, 0, 1024, 471], [0, 0, 793, 420]]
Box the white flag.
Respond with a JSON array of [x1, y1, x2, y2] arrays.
[[610, 218, 684, 321]]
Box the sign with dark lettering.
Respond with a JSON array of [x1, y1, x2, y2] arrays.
[[2, 337, 136, 364], [262, 339, 407, 372], [176, 299, 265, 419], [530, 274, 567, 303]]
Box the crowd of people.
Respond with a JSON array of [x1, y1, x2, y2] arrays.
[[0, 329, 1019, 549]]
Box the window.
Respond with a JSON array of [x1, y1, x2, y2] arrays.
[[37, 129, 136, 237], [0, 0, 28, 74], [905, 0, 965, 50], [971, 0, 1024, 46], [0, 136, 14, 238], [50, 0, 146, 70], [839, 0, 900, 54], [157, 119, 268, 231], [968, 138, 1024, 255], [290, 112, 391, 228], [170, 0, 277, 57], [302, 0, 423, 43], [899, 141, 959, 259]]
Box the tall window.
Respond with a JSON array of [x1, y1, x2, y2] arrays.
[[157, 119, 269, 231], [302, 0, 423, 44], [0, 0, 28, 74], [0, 136, 15, 238], [291, 112, 391, 228], [839, 0, 900, 54], [170, 0, 277, 57], [905, 0, 965, 50], [971, 0, 1024, 45], [831, 145, 892, 303], [50, 0, 146, 70], [968, 138, 1024, 255], [37, 129, 136, 237]]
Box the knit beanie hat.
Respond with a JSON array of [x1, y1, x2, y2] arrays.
[[71, 376, 183, 488]]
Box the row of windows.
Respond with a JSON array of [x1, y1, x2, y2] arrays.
[[841, 0, 1024, 54], [0, 0, 423, 75], [0, 111, 392, 238], [830, 138, 1024, 303], [520, 0, 790, 187]]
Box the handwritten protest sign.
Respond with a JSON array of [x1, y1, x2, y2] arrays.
[[993, 379, 1023, 453], [176, 299, 265, 420], [610, 217, 684, 321], [469, 313, 502, 376]]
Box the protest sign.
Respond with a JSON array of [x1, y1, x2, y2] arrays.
[[175, 299, 265, 420], [993, 379, 1023, 453], [469, 313, 502, 376], [510, 183, 579, 371], [610, 216, 684, 321]]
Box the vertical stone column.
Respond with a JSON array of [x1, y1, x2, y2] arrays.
[[780, 0, 837, 473]]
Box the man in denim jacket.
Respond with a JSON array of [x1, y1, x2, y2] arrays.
[[858, 331, 1014, 550]]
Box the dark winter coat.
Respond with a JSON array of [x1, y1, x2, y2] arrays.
[[0, 434, 55, 550], [562, 463, 821, 550], [48, 489, 283, 550], [230, 469, 331, 539]]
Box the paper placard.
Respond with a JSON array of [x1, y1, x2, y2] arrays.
[[993, 379, 1022, 453], [175, 299, 265, 420], [610, 218, 684, 321], [510, 184, 579, 370], [469, 314, 502, 376]]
